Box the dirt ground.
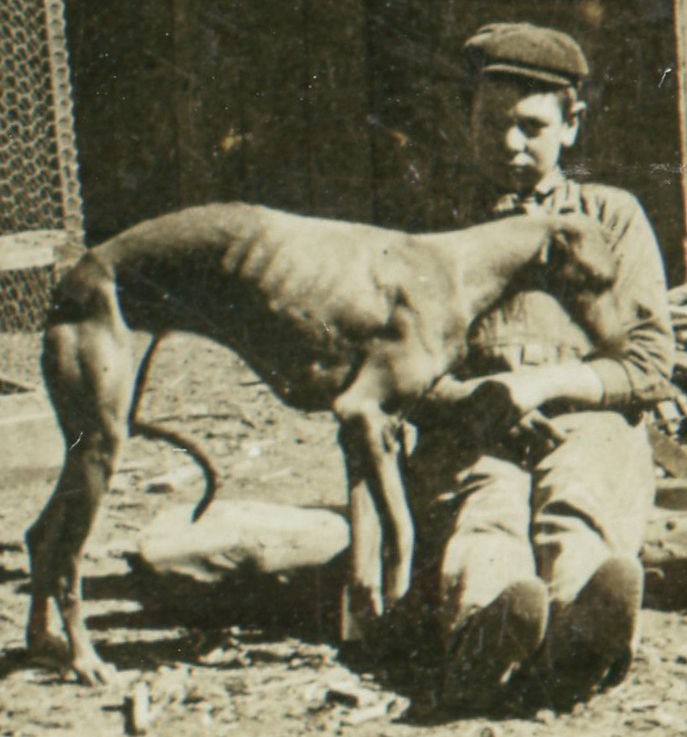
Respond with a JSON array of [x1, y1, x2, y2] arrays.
[[2, 332, 687, 737]]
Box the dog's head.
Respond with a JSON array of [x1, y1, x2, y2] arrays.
[[538, 213, 617, 293], [537, 214, 626, 350]]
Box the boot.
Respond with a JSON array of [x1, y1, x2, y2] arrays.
[[442, 578, 549, 713], [537, 555, 643, 709]]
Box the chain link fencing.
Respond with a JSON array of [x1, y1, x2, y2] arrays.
[[0, 0, 83, 384]]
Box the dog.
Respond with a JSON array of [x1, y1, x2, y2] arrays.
[[25, 202, 621, 684]]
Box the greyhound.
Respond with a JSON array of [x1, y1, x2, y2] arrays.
[[26, 202, 621, 685]]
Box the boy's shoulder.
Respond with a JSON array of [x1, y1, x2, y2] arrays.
[[560, 179, 652, 239], [572, 180, 644, 220], [575, 180, 640, 207]]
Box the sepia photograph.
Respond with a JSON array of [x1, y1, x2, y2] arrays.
[[2, 1, 687, 735]]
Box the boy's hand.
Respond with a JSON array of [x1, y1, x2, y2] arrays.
[[451, 375, 542, 443], [509, 408, 569, 454], [422, 362, 605, 445]]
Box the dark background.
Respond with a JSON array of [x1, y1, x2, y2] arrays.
[[63, 0, 685, 284]]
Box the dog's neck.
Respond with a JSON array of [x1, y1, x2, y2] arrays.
[[415, 215, 555, 317]]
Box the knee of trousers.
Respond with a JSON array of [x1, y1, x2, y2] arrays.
[[450, 455, 533, 539], [533, 524, 611, 604], [532, 482, 649, 603], [532, 412, 655, 555], [440, 531, 538, 618], [440, 458, 536, 617]]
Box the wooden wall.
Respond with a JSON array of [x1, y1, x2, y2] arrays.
[[65, 0, 685, 284]]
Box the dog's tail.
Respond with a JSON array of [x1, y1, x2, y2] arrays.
[[128, 335, 218, 522]]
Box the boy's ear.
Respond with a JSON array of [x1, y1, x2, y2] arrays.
[[561, 101, 586, 148]]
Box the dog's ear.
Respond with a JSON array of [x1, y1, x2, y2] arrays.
[[538, 216, 581, 264], [537, 225, 571, 266], [536, 235, 553, 266], [537, 222, 574, 271]]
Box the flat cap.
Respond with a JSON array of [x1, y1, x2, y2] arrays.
[[464, 23, 589, 87]]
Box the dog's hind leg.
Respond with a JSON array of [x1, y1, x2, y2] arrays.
[[26, 300, 134, 684]]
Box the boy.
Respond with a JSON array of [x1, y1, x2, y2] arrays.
[[407, 23, 675, 711]]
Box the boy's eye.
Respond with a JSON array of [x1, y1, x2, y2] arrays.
[[518, 118, 548, 136]]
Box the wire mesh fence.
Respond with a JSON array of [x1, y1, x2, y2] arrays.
[[0, 0, 83, 346]]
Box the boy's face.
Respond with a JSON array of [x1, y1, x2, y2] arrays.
[[471, 76, 580, 193]]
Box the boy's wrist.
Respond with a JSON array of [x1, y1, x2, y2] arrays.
[[493, 362, 605, 412]]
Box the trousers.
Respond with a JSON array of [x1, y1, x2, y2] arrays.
[[405, 411, 655, 640]]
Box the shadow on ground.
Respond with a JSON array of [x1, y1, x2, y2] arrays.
[[0, 554, 349, 680]]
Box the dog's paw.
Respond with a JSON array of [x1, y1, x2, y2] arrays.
[[384, 562, 412, 609], [72, 654, 118, 687], [348, 581, 384, 622]]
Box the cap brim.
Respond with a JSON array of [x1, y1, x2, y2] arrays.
[[482, 62, 581, 87]]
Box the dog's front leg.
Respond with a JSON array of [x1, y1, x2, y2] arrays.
[[335, 390, 414, 623], [338, 421, 384, 637]]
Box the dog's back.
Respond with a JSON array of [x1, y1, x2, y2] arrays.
[[49, 204, 429, 408]]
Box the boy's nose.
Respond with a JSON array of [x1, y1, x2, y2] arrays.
[[504, 125, 526, 153]]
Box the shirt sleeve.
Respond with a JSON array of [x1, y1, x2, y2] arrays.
[[585, 195, 675, 408]]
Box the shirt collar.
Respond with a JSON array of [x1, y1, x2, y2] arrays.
[[533, 167, 566, 198], [493, 168, 567, 216]]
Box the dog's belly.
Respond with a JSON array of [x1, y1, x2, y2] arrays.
[[115, 292, 355, 412], [113, 255, 393, 411]]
